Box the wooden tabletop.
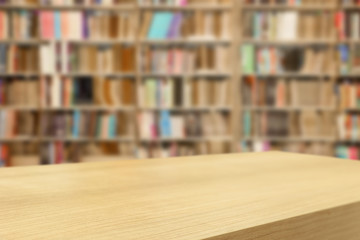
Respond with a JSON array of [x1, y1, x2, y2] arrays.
[[1, 152, 360, 240]]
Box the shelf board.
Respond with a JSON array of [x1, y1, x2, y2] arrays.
[[140, 106, 231, 111], [341, 5, 360, 10], [139, 4, 232, 11], [0, 73, 136, 77], [0, 106, 39, 111], [41, 106, 136, 111], [40, 137, 135, 142], [338, 74, 360, 78], [142, 72, 231, 78], [242, 106, 336, 111], [242, 137, 336, 142], [0, 39, 48, 45], [242, 39, 336, 46], [141, 39, 230, 45], [140, 136, 232, 142], [241, 4, 336, 11], [0, 4, 135, 11], [243, 73, 336, 78], [0, 137, 37, 142]]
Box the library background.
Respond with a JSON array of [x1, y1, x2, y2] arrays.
[[0, 0, 359, 166]]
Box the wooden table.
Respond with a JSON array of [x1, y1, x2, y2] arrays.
[[1, 152, 360, 239]]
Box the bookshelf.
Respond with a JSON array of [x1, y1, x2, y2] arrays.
[[1, 0, 360, 166]]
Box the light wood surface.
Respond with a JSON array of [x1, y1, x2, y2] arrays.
[[1, 152, 360, 239]]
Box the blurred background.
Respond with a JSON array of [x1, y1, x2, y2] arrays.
[[0, 0, 358, 167]]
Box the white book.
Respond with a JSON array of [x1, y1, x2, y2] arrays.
[[61, 42, 68, 74], [171, 116, 184, 138], [51, 76, 61, 108], [277, 11, 298, 41], [253, 141, 265, 152], [337, 114, 346, 140], [40, 42, 55, 74]]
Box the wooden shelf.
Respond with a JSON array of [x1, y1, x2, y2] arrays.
[[242, 39, 337, 46], [242, 4, 336, 10], [243, 73, 336, 78], [141, 39, 231, 45], [0, 73, 136, 77], [139, 4, 232, 11], [141, 72, 231, 78], [0, 106, 39, 111], [140, 106, 231, 111], [40, 137, 135, 142], [242, 106, 336, 111], [41, 106, 135, 111], [242, 137, 336, 142], [140, 136, 233, 142], [0, 4, 135, 11]]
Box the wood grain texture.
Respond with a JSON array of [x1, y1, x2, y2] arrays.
[[0, 152, 360, 240]]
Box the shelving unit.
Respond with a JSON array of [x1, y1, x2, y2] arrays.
[[1, 0, 360, 165]]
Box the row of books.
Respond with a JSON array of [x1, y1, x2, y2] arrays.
[[242, 76, 335, 107], [338, 44, 360, 75], [243, 0, 336, 5], [0, 78, 38, 106], [41, 76, 135, 107], [0, 45, 39, 73], [0, 10, 136, 40], [0, 110, 135, 138], [40, 43, 135, 74], [141, 11, 230, 40], [336, 11, 360, 41], [0, 43, 136, 74], [0, 144, 9, 167], [40, 142, 135, 165], [138, 111, 229, 139], [338, 81, 360, 109], [137, 141, 231, 159], [337, 113, 360, 140], [41, 111, 135, 138], [0, 111, 38, 138], [1, 0, 133, 6], [239, 141, 334, 156], [0, 142, 135, 167], [243, 11, 335, 41], [342, 0, 360, 5], [0, 77, 135, 107], [243, 110, 336, 138], [241, 45, 336, 75], [141, 46, 230, 74], [336, 145, 360, 160], [139, 78, 230, 108]]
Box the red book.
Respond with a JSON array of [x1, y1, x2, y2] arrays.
[[40, 11, 54, 40], [335, 11, 345, 40]]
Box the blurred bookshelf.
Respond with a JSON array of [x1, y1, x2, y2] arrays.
[[1, 0, 360, 167]]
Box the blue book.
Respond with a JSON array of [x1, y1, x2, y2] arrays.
[[0, 45, 7, 73], [159, 110, 171, 137], [108, 114, 117, 138], [243, 111, 251, 138], [352, 115, 357, 141], [72, 111, 81, 138], [148, 12, 174, 39], [54, 11, 62, 40], [339, 45, 349, 75]]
